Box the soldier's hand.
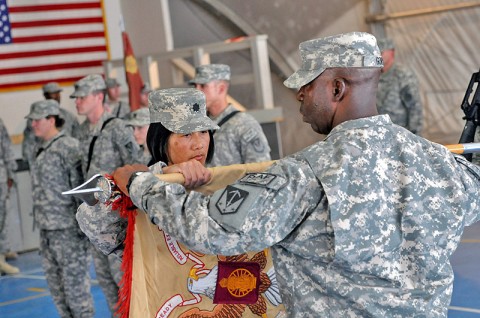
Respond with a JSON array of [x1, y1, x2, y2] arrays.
[[163, 159, 211, 189], [7, 178, 14, 189], [112, 164, 149, 195]]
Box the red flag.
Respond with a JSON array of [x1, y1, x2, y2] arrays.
[[122, 31, 143, 111]]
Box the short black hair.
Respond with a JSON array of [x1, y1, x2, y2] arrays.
[[46, 115, 65, 129], [146, 122, 215, 166]]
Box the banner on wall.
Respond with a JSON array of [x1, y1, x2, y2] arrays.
[[0, 0, 108, 91]]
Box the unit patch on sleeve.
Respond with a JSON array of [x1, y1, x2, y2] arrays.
[[239, 173, 276, 187], [215, 185, 249, 215]]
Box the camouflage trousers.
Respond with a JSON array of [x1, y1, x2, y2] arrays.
[[91, 244, 122, 315], [0, 183, 8, 254], [40, 228, 94, 318]]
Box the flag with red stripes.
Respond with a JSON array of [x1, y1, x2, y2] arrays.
[[0, 0, 108, 91]]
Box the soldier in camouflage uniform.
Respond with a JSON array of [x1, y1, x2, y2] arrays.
[[140, 83, 152, 108], [376, 38, 423, 135], [113, 32, 480, 317], [27, 100, 94, 317], [104, 78, 130, 118], [190, 64, 271, 166], [0, 118, 20, 275], [71, 74, 140, 315], [123, 107, 152, 165], [22, 82, 80, 168]]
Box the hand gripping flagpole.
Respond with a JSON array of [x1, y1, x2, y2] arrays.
[[62, 141, 480, 206]]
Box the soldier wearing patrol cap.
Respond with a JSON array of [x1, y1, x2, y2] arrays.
[[123, 107, 152, 165], [190, 64, 271, 167], [140, 82, 152, 108], [22, 81, 80, 168], [77, 87, 218, 258], [76, 89, 287, 317], [26, 99, 94, 317], [113, 32, 480, 317], [376, 37, 423, 135], [71, 74, 141, 314], [104, 77, 130, 118]]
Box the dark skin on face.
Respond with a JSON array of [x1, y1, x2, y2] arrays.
[[296, 67, 381, 135]]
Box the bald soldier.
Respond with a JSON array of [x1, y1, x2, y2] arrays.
[[113, 32, 480, 317]]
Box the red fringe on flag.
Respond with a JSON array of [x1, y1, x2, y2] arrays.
[[110, 189, 137, 318]]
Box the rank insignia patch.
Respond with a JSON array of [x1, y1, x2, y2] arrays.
[[213, 261, 260, 304], [239, 173, 276, 187], [215, 185, 248, 214]]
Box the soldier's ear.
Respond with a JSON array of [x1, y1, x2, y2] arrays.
[[332, 78, 346, 101]]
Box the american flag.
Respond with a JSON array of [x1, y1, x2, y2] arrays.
[[0, 0, 108, 91]]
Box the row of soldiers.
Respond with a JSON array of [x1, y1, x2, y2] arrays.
[[8, 63, 272, 317]]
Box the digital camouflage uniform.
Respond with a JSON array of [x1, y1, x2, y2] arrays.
[[210, 104, 271, 166], [105, 78, 130, 119], [76, 89, 285, 316], [189, 64, 271, 166], [0, 118, 17, 255], [125, 33, 480, 317], [27, 100, 93, 318], [32, 132, 93, 318], [23, 108, 80, 168], [74, 79, 141, 313], [107, 101, 130, 119], [129, 115, 480, 317], [123, 107, 152, 165], [376, 39, 423, 135]]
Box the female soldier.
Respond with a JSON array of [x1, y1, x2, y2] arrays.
[[77, 88, 283, 317], [28, 100, 94, 318]]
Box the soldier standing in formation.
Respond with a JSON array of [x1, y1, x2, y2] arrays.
[[0, 118, 20, 275], [190, 64, 271, 166], [105, 78, 130, 119], [22, 82, 80, 168], [376, 38, 423, 135], [27, 100, 94, 317], [71, 74, 140, 315]]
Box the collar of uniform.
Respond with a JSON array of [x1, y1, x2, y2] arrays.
[[212, 103, 237, 123], [324, 114, 393, 141]]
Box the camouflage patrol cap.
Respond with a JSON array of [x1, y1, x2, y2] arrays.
[[70, 74, 106, 98], [284, 32, 384, 89], [189, 64, 231, 85], [105, 78, 120, 88], [377, 38, 395, 52], [124, 107, 150, 127], [149, 88, 219, 134], [42, 82, 63, 94], [25, 99, 60, 119]]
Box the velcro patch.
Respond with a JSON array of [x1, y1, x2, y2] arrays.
[[242, 128, 258, 143], [239, 173, 276, 187], [215, 185, 249, 215]]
